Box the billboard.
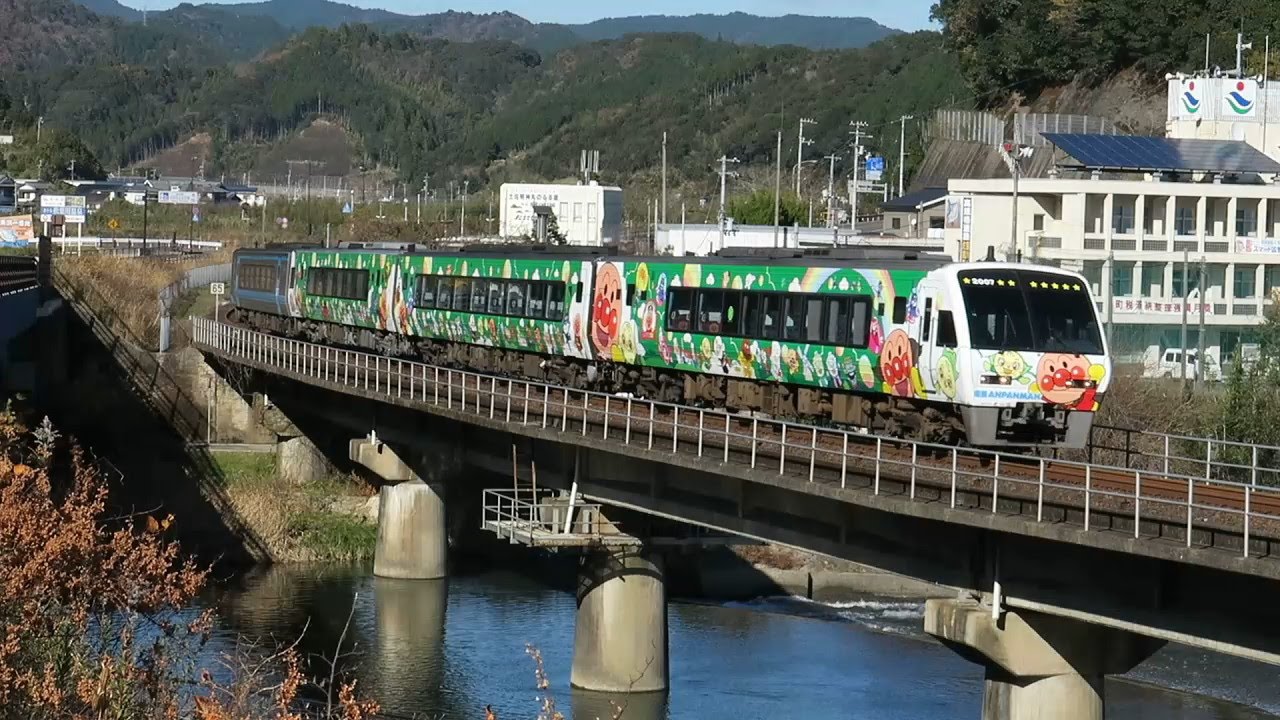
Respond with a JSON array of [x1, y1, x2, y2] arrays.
[[865, 156, 885, 182], [0, 215, 34, 247], [38, 195, 86, 224], [158, 190, 200, 205]]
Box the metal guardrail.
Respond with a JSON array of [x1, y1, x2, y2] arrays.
[[192, 318, 1280, 563], [51, 237, 223, 252], [481, 487, 634, 547], [1085, 424, 1280, 488], [159, 263, 232, 352], [0, 256, 37, 297]]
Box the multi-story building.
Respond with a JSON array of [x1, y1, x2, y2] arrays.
[[499, 181, 623, 246]]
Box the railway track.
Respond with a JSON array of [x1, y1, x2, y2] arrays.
[[194, 319, 1280, 559]]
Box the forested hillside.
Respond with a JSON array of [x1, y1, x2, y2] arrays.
[[3, 0, 966, 193], [932, 0, 1280, 102]]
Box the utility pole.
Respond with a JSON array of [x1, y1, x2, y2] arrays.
[[796, 118, 815, 195], [824, 153, 841, 228], [717, 155, 740, 252], [1237, 32, 1253, 78], [897, 115, 915, 197], [1197, 256, 1207, 388], [661, 131, 668, 225], [773, 130, 782, 248], [848, 121, 872, 230], [36, 116, 43, 145], [1180, 249, 1189, 390], [460, 180, 469, 236]]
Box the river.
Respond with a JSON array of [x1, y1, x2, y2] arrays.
[[207, 565, 1280, 719]]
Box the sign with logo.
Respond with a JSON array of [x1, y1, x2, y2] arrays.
[[39, 195, 86, 224], [865, 155, 885, 182], [210, 282, 226, 296], [107, 218, 120, 230], [0, 215, 35, 247], [342, 202, 353, 215], [1223, 78, 1258, 117], [1178, 79, 1203, 118], [158, 190, 200, 205]]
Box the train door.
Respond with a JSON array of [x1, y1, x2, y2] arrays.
[[910, 280, 942, 398]]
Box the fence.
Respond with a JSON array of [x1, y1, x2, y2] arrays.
[[0, 256, 37, 297], [159, 263, 232, 352], [193, 318, 1280, 562]]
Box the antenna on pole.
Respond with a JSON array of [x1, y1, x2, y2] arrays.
[[580, 149, 600, 184]]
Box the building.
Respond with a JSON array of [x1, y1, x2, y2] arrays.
[[0, 175, 15, 214], [881, 187, 947, 238], [499, 182, 622, 246], [1166, 76, 1280, 157], [944, 133, 1280, 369], [655, 223, 945, 256]]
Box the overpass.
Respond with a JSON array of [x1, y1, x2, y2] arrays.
[[190, 317, 1280, 720]]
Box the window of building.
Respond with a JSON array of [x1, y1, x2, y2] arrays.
[[929, 216, 944, 230], [1111, 204, 1135, 234], [1112, 261, 1135, 297], [1237, 205, 1258, 237], [1081, 260, 1104, 296], [1233, 263, 1254, 297], [1171, 265, 1200, 298], [891, 217, 902, 230], [1033, 214, 1045, 232], [1264, 265, 1280, 297], [574, 203, 583, 221], [559, 202, 568, 221], [1141, 263, 1165, 298], [587, 202, 598, 224], [1175, 207, 1196, 235]]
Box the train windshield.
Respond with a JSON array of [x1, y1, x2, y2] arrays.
[[958, 269, 1104, 355]]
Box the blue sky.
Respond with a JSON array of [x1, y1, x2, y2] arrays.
[[124, 0, 939, 31]]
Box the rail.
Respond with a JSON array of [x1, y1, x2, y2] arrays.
[[192, 318, 1280, 563], [1085, 424, 1280, 488], [0, 255, 37, 297]]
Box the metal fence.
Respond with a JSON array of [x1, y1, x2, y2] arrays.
[[159, 263, 231, 352], [0, 256, 37, 297], [193, 318, 1280, 562]]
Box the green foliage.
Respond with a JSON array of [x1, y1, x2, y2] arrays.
[[728, 190, 806, 226], [288, 510, 377, 561], [213, 451, 278, 489], [1206, 305, 1280, 482], [931, 0, 1280, 102], [29, 128, 105, 180]]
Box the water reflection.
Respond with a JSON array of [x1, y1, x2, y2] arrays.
[[571, 688, 667, 720], [370, 578, 448, 715]]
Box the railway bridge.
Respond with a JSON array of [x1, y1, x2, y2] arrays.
[[191, 317, 1280, 720]]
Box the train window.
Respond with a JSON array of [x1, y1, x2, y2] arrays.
[[922, 298, 934, 341], [452, 278, 470, 311], [239, 264, 275, 292], [740, 293, 762, 337], [721, 292, 742, 335], [824, 298, 851, 346], [667, 288, 694, 331], [936, 310, 957, 347], [488, 281, 505, 315], [307, 268, 368, 300], [850, 297, 872, 347], [783, 297, 806, 341], [892, 297, 907, 324], [577, 281, 584, 303], [698, 291, 725, 333], [435, 278, 452, 310], [626, 283, 635, 306], [507, 282, 526, 316], [548, 284, 566, 321], [804, 297, 823, 342], [417, 275, 436, 308], [528, 284, 547, 318], [761, 294, 784, 339], [470, 281, 487, 313]]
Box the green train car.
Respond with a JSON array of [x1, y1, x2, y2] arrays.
[[230, 244, 1110, 448]]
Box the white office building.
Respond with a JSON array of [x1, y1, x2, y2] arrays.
[[499, 181, 623, 246]]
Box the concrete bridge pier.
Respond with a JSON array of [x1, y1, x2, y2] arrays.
[[571, 546, 669, 694], [925, 599, 1164, 720], [350, 437, 447, 580]]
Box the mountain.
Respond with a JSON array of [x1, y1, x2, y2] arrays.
[[151, 3, 292, 59], [184, 0, 403, 29], [73, 0, 139, 20], [381, 11, 581, 56], [570, 12, 899, 50]]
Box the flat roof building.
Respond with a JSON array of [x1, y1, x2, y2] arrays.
[[499, 182, 623, 247]]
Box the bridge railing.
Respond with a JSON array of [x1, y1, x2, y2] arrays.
[[193, 318, 1280, 562], [481, 488, 626, 547], [1083, 424, 1280, 488], [0, 256, 37, 297]]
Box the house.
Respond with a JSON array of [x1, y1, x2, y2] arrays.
[[881, 187, 948, 239], [0, 175, 16, 214]]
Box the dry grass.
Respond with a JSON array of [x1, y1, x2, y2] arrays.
[[58, 252, 231, 349]]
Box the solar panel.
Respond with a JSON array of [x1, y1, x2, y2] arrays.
[[1042, 133, 1280, 174]]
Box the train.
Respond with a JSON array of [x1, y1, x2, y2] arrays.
[[227, 243, 1111, 448]]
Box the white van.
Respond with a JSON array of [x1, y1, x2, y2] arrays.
[[1148, 348, 1221, 382]]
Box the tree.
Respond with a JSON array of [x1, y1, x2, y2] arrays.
[[30, 128, 105, 181], [728, 189, 807, 226]]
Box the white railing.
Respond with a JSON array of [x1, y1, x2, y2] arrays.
[[481, 488, 619, 547], [192, 318, 1280, 562]]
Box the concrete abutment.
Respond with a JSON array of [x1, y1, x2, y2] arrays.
[[925, 599, 1164, 720], [571, 547, 669, 694], [350, 438, 448, 580]]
